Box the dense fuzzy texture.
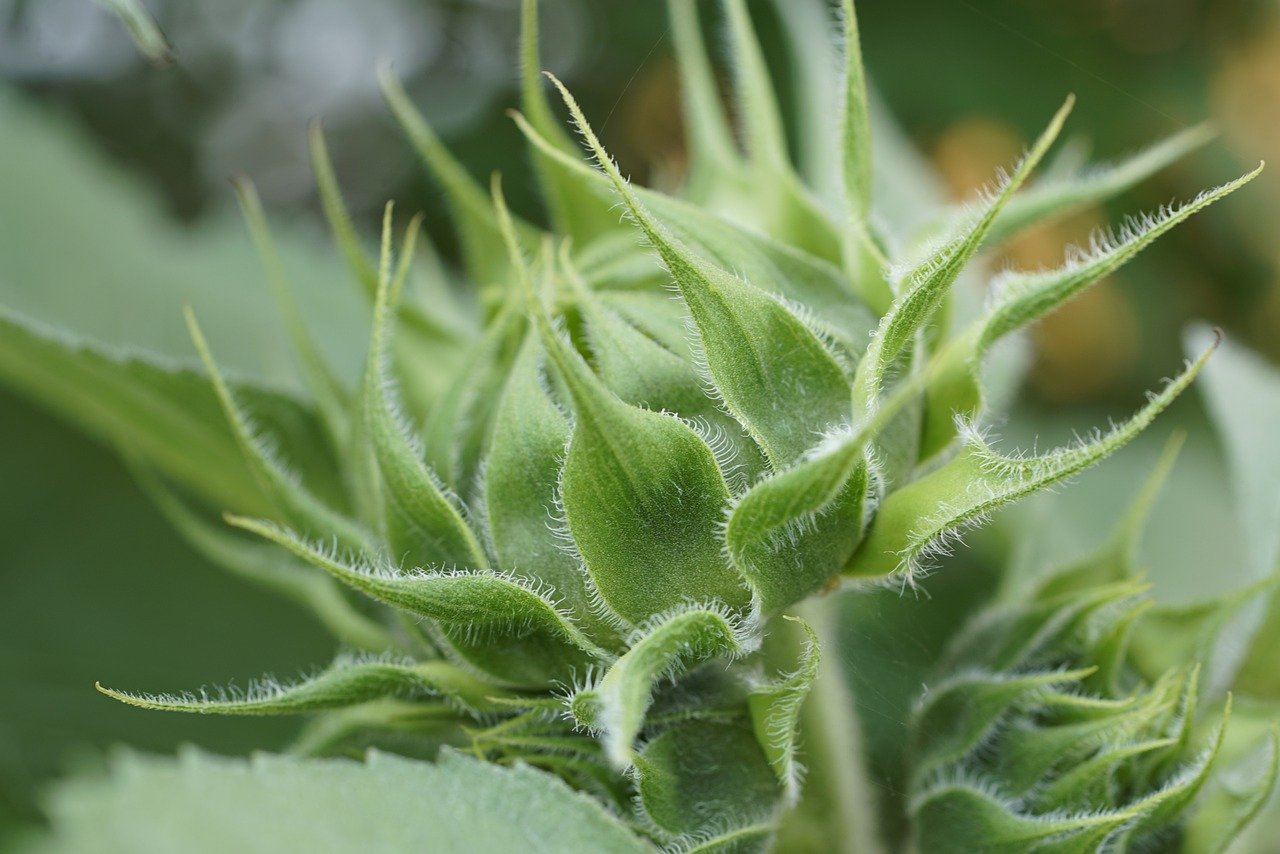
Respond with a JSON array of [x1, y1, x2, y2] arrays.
[[15, 0, 1277, 850]]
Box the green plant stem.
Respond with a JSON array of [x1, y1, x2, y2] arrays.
[[777, 595, 883, 853]]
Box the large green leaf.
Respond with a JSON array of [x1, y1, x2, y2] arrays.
[[0, 88, 367, 398], [1193, 329, 1280, 696], [27, 748, 649, 853]]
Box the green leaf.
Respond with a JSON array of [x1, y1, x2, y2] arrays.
[[571, 606, 751, 767], [96, 655, 505, 716], [1110, 699, 1233, 846], [720, 0, 788, 170], [1195, 328, 1280, 583], [545, 75, 853, 469], [0, 88, 367, 398], [0, 310, 274, 516], [308, 122, 379, 296], [484, 333, 620, 646], [1028, 431, 1184, 602], [564, 253, 718, 423], [848, 338, 1215, 580], [719, 0, 842, 263], [1127, 574, 1279, 683], [1184, 723, 1280, 854], [839, 0, 872, 222], [230, 518, 607, 688], [30, 748, 649, 854], [360, 206, 488, 571], [748, 617, 819, 800], [634, 719, 780, 841], [1192, 329, 1280, 699]]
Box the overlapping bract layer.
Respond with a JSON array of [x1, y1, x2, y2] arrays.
[[908, 448, 1280, 853], [77, 0, 1267, 847]]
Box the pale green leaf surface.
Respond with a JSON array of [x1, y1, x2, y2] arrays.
[[1191, 329, 1280, 698], [0, 310, 273, 516], [0, 88, 367, 397], [29, 748, 649, 854]]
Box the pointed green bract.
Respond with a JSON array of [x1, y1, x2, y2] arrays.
[[667, 0, 744, 201], [11, 3, 1272, 849], [547, 74, 852, 469], [571, 605, 751, 766], [230, 517, 607, 687], [748, 617, 820, 801], [493, 174, 749, 624], [983, 164, 1259, 349], [920, 165, 1260, 459], [840, 0, 872, 221], [849, 338, 1216, 580], [381, 68, 536, 288], [984, 122, 1217, 246], [308, 122, 379, 296], [234, 177, 351, 449], [484, 334, 621, 644], [185, 308, 373, 554], [360, 206, 488, 571], [97, 656, 505, 716], [518, 0, 615, 244], [512, 112, 876, 358], [854, 97, 1073, 410]]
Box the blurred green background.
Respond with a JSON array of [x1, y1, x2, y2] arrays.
[[2, 0, 1279, 833]]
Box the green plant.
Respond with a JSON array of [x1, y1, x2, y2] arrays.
[[6, 0, 1280, 851]]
